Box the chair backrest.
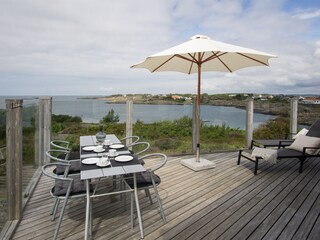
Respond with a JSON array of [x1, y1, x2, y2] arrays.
[[139, 153, 167, 172], [50, 140, 71, 151], [42, 162, 71, 179], [46, 149, 71, 163], [306, 119, 320, 138], [42, 162, 87, 196], [129, 142, 150, 156], [121, 136, 140, 147]]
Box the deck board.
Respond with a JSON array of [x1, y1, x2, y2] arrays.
[[10, 152, 320, 240]]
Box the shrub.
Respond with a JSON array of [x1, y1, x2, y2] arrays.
[[253, 117, 290, 139]]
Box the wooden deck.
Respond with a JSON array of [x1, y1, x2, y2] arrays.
[[11, 151, 320, 240]]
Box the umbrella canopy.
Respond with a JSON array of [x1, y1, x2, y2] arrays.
[[132, 35, 276, 74], [131, 35, 276, 164]]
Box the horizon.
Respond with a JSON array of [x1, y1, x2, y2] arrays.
[[0, 92, 319, 97]]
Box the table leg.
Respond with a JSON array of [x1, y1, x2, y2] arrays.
[[133, 173, 144, 238], [85, 179, 90, 240]]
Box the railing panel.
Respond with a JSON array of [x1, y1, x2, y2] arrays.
[[21, 100, 39, 199], [0, 107, 6, 232], [0, 97, 40, 234]]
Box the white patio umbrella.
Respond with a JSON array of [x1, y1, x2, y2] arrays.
[[131, 35, 276, 170]]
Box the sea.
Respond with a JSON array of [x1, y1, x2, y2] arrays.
[[0, 96, 277, 130]]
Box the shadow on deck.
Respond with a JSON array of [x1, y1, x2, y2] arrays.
[[11, 151, 320, 240]]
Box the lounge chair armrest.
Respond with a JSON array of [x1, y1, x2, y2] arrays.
[[251, 140, 261, 149], [302, 146, 320, 156], [278, 140, 294, 148]]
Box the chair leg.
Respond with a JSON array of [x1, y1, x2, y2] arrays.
[[130, 192, 134, 228], [122, 180, 127, 211], [89, 198, 93, 236], [51, 199, 60, 221], [151, 178, 166, 223], [299, 158, 304, 173], [53, 196, 70, 240], [113, 175, 117, 189], [145, 189, 153, 204], [50, 198, 58, 215], [237, 150, 242, 165], [254, 157, 259, 175]]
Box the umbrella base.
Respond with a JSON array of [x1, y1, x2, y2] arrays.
[[181, 157, 216, 172]]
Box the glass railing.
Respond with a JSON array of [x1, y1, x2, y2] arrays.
[[0, 98, 39, 232], [0, 107, 6, 232], [22, 100, 39, 199], [50, 96, 283, 155]]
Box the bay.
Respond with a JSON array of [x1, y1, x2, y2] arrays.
[[0, 95, 276, 129]]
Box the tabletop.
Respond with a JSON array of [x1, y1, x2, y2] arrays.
[[80, 135, 145, 180]]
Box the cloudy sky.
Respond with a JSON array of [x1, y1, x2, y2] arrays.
[[0, 0, 319, 96]]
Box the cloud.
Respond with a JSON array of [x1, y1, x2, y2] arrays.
[[292, 9, 320, 19], [0, 0, 319, 95]]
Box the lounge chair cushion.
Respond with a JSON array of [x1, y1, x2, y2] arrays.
[[53, 160, 81, 175], [52, 176, 87, 196], [124, 171, 161, 188], [293, 128, 308, 139], [288, 135, 320, 154]]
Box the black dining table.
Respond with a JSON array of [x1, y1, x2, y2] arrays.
[[80, 135, 145, 240]]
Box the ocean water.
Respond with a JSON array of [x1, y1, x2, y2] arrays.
[[0, 96, 276, 129]]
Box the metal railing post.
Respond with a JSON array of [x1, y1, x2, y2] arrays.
[[290, 97, 298, 139], [126, 100, 133, 146], [37, 97, 52, 165], [6, 99, 23, 220], [246, 97, 254, 148], [192, 98, 197, 153]]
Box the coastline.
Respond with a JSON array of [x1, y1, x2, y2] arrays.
[[92, 95, 319, 126]]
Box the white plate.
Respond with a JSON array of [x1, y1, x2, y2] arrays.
[[96, 161, 111, 167], [115, 155, 133, 162], [82, 157, 99, 165], [93, 148, 106, 153], [82, 146, 96, 151], [109, 144, 125, 149]]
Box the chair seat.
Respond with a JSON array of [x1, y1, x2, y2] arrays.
[[53, 160, 81, 175], [277, 148, 311, 158], [52, 176, 92, 196], [68, 151, 80, 160], [124, 171, 161, 188]]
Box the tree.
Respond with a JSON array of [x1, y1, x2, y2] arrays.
[[100, 109, 120, 123]]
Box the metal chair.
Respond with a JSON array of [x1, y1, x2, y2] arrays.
[[124, 153, 167, 223], [50, 140, 71, 150], [42, 163, 93, 240], [46, 149, 81, 175], [128, 141, 150, 156], [50, 140, 80, 160], [120, 136, 140, 147], [45, 150, 82, 232], [113, 141, 150, 188]]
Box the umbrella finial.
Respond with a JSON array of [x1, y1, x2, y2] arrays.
[[191, 35, 210, 40]]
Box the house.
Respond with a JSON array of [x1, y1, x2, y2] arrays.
[[301, 97, 320, 104]]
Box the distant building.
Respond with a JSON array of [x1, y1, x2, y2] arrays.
[[171, 95, 192, 101], [301, 97, 320, 104], [171, 95, 182, 100]]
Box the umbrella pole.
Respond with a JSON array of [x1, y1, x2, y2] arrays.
[[196, 60, 201, 162]]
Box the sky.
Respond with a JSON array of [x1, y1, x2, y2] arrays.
[[0, 0, 319, 96]]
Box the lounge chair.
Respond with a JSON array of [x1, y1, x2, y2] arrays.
[[238, 119, 320, 174]]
